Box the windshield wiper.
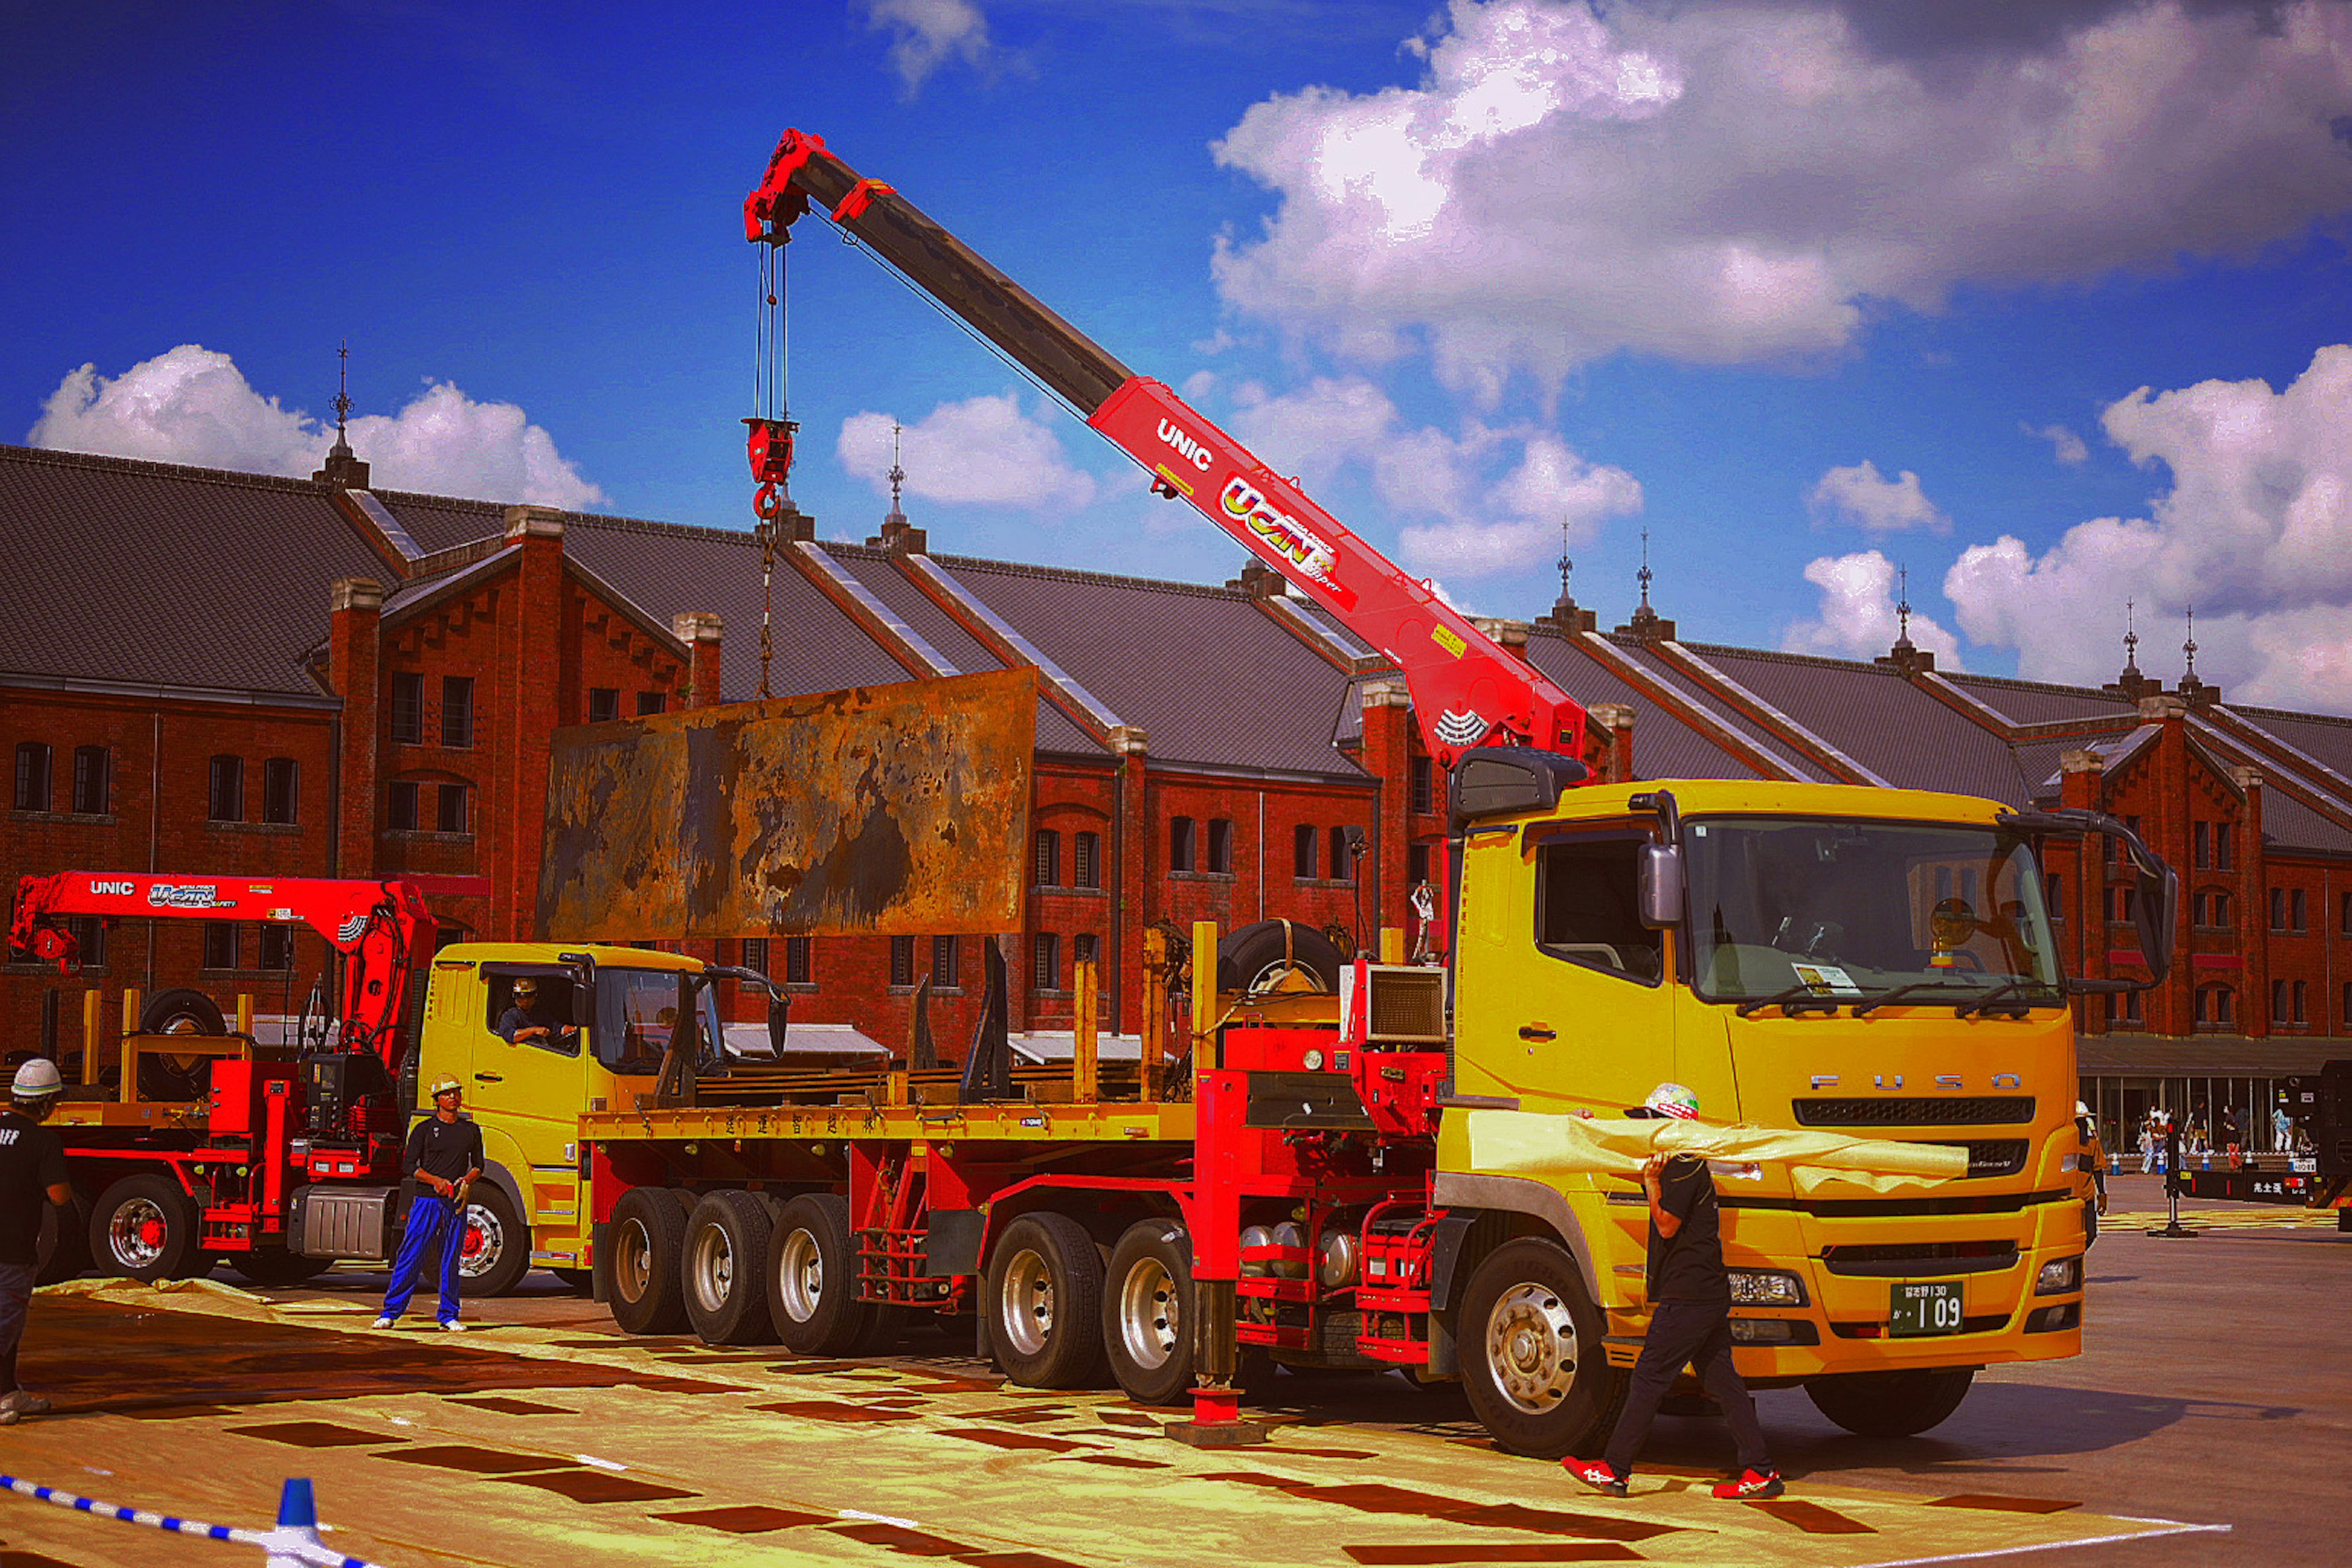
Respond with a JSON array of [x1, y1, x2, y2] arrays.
[[1734, 983, 1847, 1019], [1850, 981, 1964, 1017], [1955, 979, 2043, 1018]]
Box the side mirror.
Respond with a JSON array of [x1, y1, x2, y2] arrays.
[[2130, 855, 2179, 985], [557, 951, 598, 1027], [766, 992, 791, 1058], [1639, 843, 1684, 928]]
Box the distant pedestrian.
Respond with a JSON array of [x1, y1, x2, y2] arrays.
[[374, 1076, 484, 1332], [1565, 1084, 1784, 1502], [2139, 1114, 2158, 1174], [0, 1060, 73, 1424], [2220, 1106, 2242, 1171], [2074, 1102, 2109, 1246], [2274, 1103, 2294, 1155]]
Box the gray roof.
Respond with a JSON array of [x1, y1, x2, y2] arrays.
[[928, 556, 1366, 778], [1523, 628, 1761, 781], [0, 444, 379, 696], [1603, 638, 1827, 780], [825, 545, 1099, 758], [1687, 644, 2029, 804], [1945, 674, 2137, 727]]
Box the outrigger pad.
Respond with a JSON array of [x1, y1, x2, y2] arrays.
[[957, 941, 1013, 1102]]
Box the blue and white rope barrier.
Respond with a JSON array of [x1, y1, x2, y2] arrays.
[[0, 1472, 385, 1568]]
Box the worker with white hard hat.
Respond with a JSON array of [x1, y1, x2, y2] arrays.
[[0, 1058, 74, 1423], [373, 1074, 484, 1332], [1566, 1083, 1784, 1502]]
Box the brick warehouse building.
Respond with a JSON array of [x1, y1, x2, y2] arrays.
[[6, 437, 2350, 1146]]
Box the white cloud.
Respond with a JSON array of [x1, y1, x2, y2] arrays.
[[837, 393, 1098, 514], [2026, 421, 2091, 465], [1808, 459, 1948, 535], [1782, 549, 1962, 666], [1212, 0, 2352, 396], [1227, 375, 1641, 578], [863, 0, 993, 90], [28, 344, 605, 508], [1947, 344, 2352, 710]]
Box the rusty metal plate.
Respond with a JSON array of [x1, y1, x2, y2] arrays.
[[537, 668, 1035, 940]]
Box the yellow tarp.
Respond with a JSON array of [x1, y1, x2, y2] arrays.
[[1466, 1111, 1970, 1194]]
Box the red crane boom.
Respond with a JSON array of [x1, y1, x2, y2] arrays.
[[743, 129, 1588, 772]]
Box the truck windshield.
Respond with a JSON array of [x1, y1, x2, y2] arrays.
[[595, 969, 725, 1074], [1684, 816, 2062, 1006]]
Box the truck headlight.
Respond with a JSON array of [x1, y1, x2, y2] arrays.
[[2035, 1256, 2081, 1295], [1725, 1270, 1807, 1306]]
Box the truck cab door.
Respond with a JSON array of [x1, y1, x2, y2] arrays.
[[1453, 826, 1677, 1117], [471, 967, 591, 1175]]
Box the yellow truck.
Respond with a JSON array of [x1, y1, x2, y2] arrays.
[[491, 760, 2177, 1456]]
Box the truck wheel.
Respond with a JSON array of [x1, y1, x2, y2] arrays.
[[1458, 1237, 1624, 1459], [767, 1194, 872, 1355], [1103, 1218, 1194, 1406], [1806, 1368, 1976, 1438], [684, 1191, 777, 1344], [88, 1174, 202, 1283], [34, 1191, 92, 1284], [608, 1186, 692, 1334], [458, 1185, 532, 1298], [987, 1212, 1106, 1389], [1217, 921, 1345, 996], [232, 1251, 333, 1287]]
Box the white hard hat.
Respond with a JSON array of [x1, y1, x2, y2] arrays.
[[2075, 1101, 2092, 1118], [11, 1058, 64, 1099], [428, 1076, 463, 1098], [1643, 1082, 1702, 1120]]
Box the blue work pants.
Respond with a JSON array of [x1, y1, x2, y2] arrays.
[[381, 1191, 466, 1324]]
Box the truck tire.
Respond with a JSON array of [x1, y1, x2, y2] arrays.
[[88, 1174, 203, 1283], [1103, 1218, 1194, 1406], [232, 1251, 334, 1287], [684, 1191, 778, 1345], [458, 1183, 532, 1298], [1806, 1368, 1976, 1438], [1458, 1237, 1625, 1459], [608, 1186, 692, 1335], [34, 1191, 91, 1284], [767, 1193, 872, 1355], [987, 1212, 1106, 1389], [137, 987, 225, 1101], [1217, 921, 1345, 997]]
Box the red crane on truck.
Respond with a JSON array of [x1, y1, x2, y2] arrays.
[[10, 870, 434, 1284], [742, 130, 1586, 783]]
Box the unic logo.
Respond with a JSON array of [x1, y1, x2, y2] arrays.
[[1219, 478, 1339, 587], [89, 880, 135, 897], [1156, 418, 1213, 472]]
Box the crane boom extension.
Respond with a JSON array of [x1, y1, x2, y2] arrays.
[[745, 129, 1588, 769], [12, 870, 431, 1076]]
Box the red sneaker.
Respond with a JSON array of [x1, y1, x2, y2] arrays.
[[1562, 1457, 1628, 1496], [1713, 1468, 1785, 1499]]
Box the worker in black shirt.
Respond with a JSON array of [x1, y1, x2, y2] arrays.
[[1566, 1082, 1784, 1500], [373, 1076, 484, 1331], [0, 1059, 73, 1425]]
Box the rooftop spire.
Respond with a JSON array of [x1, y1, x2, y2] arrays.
[[884, 420, 907, 529], [1616, 526, 1673, 641], [1543, 513, 1597, 632], [2183, 603, 2199, 682], [870, 419, 927, 555], [1894, 563, 1914, 651], [311, 340, 370, 489], [2122, 598, 2141, 676]]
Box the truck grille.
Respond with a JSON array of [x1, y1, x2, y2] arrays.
[[1795, 1096, 2035, 1127], [1821, 1240, 2018, 1276], [1926, 1139, 2030, 1178]]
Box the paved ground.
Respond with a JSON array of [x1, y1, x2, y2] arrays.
[[0, 1172, 2337, 1568]]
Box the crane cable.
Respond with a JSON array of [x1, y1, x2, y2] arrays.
[[752, 236, 787, 698]]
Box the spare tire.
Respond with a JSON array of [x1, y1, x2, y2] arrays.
[[137, 987, 225, 1101], [1216, 921, 1346, 997]]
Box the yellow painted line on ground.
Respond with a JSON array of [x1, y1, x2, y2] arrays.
[[2104, 1208, 2339, 1230], [10, 1278, 2231, 1568]]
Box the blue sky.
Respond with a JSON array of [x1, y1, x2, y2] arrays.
[[9, 1, 2352, 709]]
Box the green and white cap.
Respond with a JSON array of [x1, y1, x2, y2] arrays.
[[1643, 1082, 1701, 1120]]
